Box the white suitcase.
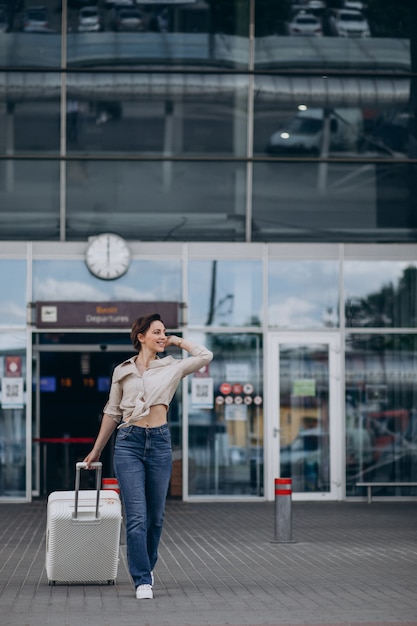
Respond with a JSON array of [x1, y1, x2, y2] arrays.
[[45, 462, 122, 585]]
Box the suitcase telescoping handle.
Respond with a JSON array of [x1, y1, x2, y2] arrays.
[[74, 462, 102, 519]]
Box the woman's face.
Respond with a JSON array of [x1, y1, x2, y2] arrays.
[[139, 320, 167, 352]]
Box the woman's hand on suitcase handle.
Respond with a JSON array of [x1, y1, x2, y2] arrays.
[[83, 450, 101, 469]]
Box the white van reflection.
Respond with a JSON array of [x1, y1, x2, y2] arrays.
[[266, 108, 363, 155]]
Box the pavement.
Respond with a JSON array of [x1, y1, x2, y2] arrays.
[[0, 498, 416, 626]]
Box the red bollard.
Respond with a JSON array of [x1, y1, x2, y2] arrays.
[[273, 478, 295, 543], [102, 478, 120, 495]]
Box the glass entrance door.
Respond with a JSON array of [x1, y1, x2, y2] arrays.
[[268, 333, 342, 500]]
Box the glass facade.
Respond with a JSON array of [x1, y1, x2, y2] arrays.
[[0, 244, 416, 501], [345, 333, 417, 498], [0, 260, 26, 326], [268, 260, 339, 328], [345, 260, 417, 327], [32, 259, 182, 302], [1, 0, 417, 242], [188, 259, 262, 327], [66, 161, 247, 241], [1, 0, 417, 502], [188, 331, 263, 497]]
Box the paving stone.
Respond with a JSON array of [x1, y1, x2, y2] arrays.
[[0, 500, 416, 626]]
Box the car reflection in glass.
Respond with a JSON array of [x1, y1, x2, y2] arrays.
[[327, 9, 371, 37], [287, 11, 323, 36], [111, 5, 145, 31], [280, 427, 329, 492], [266, 108, 363, 155], [21, 6, 54, 33], [78, 6, 102, 33]]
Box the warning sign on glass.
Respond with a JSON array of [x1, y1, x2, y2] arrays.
[[5, 356, 22, 377], [293, 379, 316, 397]]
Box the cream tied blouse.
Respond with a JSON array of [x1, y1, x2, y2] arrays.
[[103, 342, 213, 427]]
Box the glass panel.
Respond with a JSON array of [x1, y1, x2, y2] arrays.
[[0, 6, 61, 68], [252, 162, 417, 243], [255, 36, 410, 71], [254, 82, 411, 160], [188, 332, 263, 497], [188, 260, 262, 327], [345, 261, 417, 328], [33, 259, 181, 302], [0, 160, 60, 240], [0, 260, 26, 326], [279, 343, 330, 493], [0, 95, 60, 154], [268, 260, 339, 328], [255, 0, 291, 38], [67, 0, 249, 69], [66, 160, 246, 241], [253, 0, 414, 165], [0, 332, 27, 498], [255, 2, 410, 69], [65, 73, 248, 156], [346, 334, 417, 497]]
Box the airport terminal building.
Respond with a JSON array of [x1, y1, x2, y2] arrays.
[[1, 0, 417, 503]]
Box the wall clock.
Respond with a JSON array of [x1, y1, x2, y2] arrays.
[[85, 233, 131, 280]]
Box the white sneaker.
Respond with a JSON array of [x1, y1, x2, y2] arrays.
[[136, 584, 153, 600], [151, 571, 154, 586]]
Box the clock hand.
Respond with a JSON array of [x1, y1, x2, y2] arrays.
[[106, 235, 110, 264]]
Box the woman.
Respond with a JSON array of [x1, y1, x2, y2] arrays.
[[84, 313, 213, 599]]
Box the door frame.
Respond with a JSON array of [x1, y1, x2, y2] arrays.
[[266, 332, 343, 501]]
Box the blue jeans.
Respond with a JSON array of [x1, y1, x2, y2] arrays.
[[113, 424, 172, 588]]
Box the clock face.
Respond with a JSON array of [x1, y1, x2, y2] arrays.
[[85, 233, 131, 280]]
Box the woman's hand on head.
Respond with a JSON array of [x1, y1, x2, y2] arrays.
[[165, 335, 182, 348]]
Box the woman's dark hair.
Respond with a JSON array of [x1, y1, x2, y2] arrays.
[[130, 313, 163, 351]]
